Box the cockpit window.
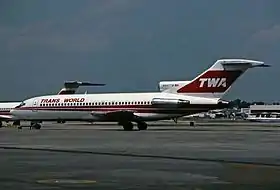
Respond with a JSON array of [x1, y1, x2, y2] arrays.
[[15, 102, 26, 108]]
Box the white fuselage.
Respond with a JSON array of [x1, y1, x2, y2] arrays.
[[11, 92, 224, 122]]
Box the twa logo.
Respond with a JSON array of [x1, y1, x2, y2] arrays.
[[199, 78, 227, 88]]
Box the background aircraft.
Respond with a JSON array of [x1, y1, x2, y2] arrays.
[[0, 81, 105, 127]]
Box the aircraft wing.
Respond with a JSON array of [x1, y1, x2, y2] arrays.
[[0, 115, 13, 120], [91, 110, 139, 121]]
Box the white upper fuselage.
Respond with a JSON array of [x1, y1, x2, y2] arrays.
[[158, 81, 191, 92], [11, 92, 222, 122]]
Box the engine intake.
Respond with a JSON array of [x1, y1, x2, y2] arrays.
[[217, 99, 230, 109]]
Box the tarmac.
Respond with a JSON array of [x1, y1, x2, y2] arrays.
[[1, 120, 280, 190]]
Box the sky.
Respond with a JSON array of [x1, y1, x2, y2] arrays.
[[0, 0, 279, 102]]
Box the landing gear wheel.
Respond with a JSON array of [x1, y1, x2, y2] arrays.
[[137, 121, 148, 130], [31, 123, 41, 129], [13, 121, 20, 126], [122, 122, 134, 131], [57, 120, 66, 124], [190, 121, 195, 126]]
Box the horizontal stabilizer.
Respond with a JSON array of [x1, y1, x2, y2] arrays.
[[219, 59, 270, 68], [64, 81, 106, 88], [58, 81, 106, 95]]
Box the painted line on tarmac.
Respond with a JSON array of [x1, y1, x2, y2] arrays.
[[0, 145, 280, 168]]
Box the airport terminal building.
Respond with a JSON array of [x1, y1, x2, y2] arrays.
[[249, 105, 280, 114]]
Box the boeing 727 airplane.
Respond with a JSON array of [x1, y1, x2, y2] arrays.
[[11, 59, 269, 130]]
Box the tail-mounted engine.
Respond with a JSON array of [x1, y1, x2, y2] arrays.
[[151, 98, 190, 108]]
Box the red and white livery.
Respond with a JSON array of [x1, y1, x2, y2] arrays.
[[11, 59, 269, 130]]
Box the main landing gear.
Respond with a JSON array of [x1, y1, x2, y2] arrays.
[[57, 120, 66, 124], [30, 122, 41, 130], [118, 121, 148, 131], [13, 121, 20, 126]]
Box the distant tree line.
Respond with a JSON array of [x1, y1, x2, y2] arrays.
[[229, 99, 280, 109]]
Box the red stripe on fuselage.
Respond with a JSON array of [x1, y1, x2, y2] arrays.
[[0, 111, 11, 115], [16, 104, 224, 114]]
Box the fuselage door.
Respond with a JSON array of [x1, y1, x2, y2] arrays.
[[32, 99, 38, 112]]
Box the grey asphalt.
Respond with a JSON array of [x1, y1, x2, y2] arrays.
[[1, 121, 280, 190]]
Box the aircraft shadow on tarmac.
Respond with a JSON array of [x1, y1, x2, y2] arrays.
[[14, 124, 279, 133]]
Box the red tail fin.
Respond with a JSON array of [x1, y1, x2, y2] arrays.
[[177, 70, 243, 93], [163, 59, 269, 98]]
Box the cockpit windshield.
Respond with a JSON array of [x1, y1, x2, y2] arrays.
[[15, 102, 26, 108]]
